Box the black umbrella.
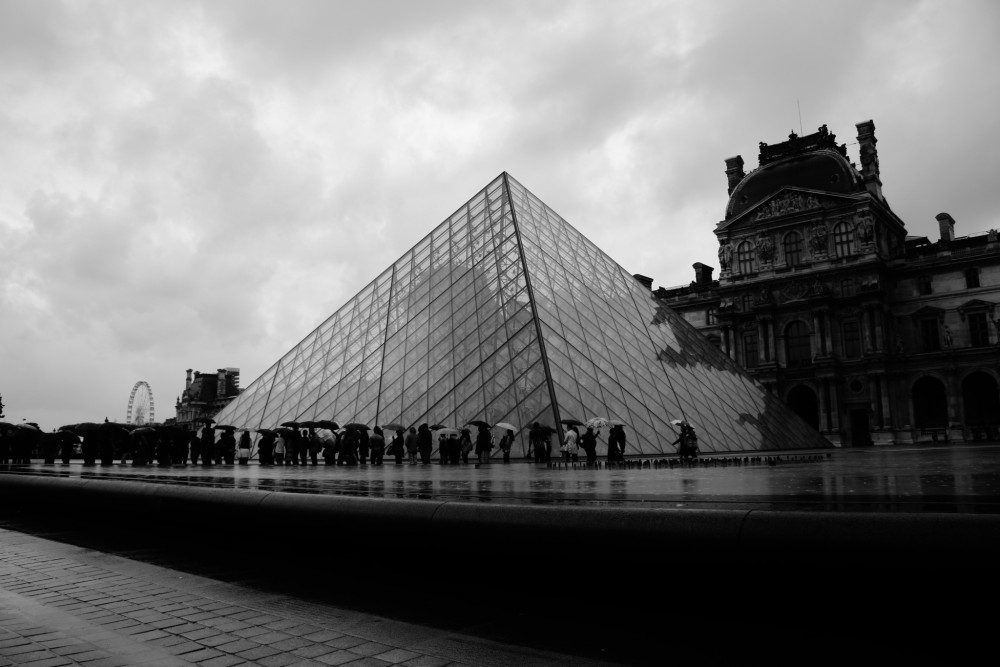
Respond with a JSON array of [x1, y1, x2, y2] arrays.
[[59, 422, 102, 435], [280, 420, 301, 428], [466, 420, 491, 429], [560, 419, 585, 427], [298, 420, 320, 428], [130, 426, 157, 436], [344, 423, 370, 431], [429, 424, 449, 431], [255, 428, 277, 436], [317, 420, 340, 430], [212, 424, 238, 431]]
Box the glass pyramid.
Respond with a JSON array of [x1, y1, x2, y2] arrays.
[[214, 173, 830, 456]]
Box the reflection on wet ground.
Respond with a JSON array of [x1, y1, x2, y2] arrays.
[[4, 443, 1000, 513]]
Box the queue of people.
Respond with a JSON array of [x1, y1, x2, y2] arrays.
[[2, 418, 655, 467]]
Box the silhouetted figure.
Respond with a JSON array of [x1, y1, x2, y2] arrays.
[[274, 433, 286, 465], [201, 428, 215, 466], [238, 431, 252, 465], [391, 429, 405, 464], [581, 427, 597, 464], [475, 425, 492, 464], [498, 429, 514, 463], [258, 432, 275, 465], [189, 432, 201, 465], [418, 424, 432, 464], [459, 429, 472, 463], [369, 427, 385, 465], [220, 430, 236, 464], [405, 427, 419, 465]]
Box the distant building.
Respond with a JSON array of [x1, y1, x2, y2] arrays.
[[173, 368, 242, 430], [656, 121, 1000, 446]]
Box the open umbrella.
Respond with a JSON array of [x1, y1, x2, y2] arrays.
[[381, 423, 406, 432], [317, 420, 340, 430], [610, 420, 626, 427], [59, 422, 102, 435], [586, 417, 610, 429], [494, 422, 517, 432], [212, 424, 238, 431], [298, 420, 320, 428], [130, 426, 157, 435], [280, 420, 301, 428], [466, 420, 491, 429], [255, 428, 277, 436], [560, 419, 585, 427], [436, 428, 461, 437], [429, 424, 449, 430], [669, 419, 684, 426], [344, 423, 369, 431]]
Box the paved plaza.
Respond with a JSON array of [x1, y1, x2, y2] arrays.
[[2, 443, 998, 665]]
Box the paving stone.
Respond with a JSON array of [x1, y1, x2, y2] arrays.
[[349, 642, 394, 657], [372, 648, 422, 664], [290, 643, 336, 659], [199, 655, 247, 667]]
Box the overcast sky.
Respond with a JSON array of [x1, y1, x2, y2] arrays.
[[2, 0, 998, 430]]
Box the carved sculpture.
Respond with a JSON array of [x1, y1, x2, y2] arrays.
[[808, 225, 828, 255], [718, 241, 734, 271], [856, 212, 875, 244], [755, 193, 821, 221], [756, 235, 775, 263]]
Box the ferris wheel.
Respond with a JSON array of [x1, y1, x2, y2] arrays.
[[127, 381, 155, 425]]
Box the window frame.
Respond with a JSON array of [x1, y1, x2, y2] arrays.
[[833, 222, 854, 258], [783, 231, 803, 267], [737, 241, 757, 275]]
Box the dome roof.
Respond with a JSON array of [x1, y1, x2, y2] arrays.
[[727, 148, 863, 219]]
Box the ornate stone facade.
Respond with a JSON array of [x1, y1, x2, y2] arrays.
[[656, 121, 1000, 446]]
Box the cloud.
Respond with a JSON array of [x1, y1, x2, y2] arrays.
[[2, 0, 1000, 430]]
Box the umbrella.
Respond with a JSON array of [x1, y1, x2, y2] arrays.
[[317, 420, 340, 430], [585, 418, 610, 429], [610, 420, 626, 427], [130, 426, 157, 435], [466, 420, 491, 429], [436, 428, 461, 437], [381, 423, 406, 432], [344, 423, 369, 431], [669, 419, 684, 426], [494, 422, 517, 432], [255, 428, 277, 436], [212, 424, 238, 430], [560, 419, 585, 427], [59, 422, 102, 435], [280, 420, 301, 427], [298, 420, 320, 428]]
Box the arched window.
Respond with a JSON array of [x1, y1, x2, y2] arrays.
[[783, 231, 803, 267], [833, 222, 854, 257], [737, 241, 756, 275], [785, 320, 812, 367]]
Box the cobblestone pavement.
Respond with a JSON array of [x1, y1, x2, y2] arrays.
[[0, 527, 617, 667]]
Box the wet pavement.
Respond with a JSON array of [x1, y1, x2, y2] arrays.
[[4, 442, 1000, 513]]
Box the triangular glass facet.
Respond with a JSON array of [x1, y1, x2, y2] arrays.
[[214, 173, 830, 456]]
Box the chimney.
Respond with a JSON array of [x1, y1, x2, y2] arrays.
[[725, 156, 745, 195], [855, 120, 883, 199], [185, 369, 193, 390], [633, 274, 654, 290], [693, 262, 714, 286], [936, 212, 955, 243]]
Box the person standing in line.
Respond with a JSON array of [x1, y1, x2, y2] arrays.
[[369, 427, 385, 465], [475, 425, 493, 464], [358, 428, 370, 465], [220, 430, 237, 464], [300, 429, 311, 465], [308, 430, 321, 465], [274, 432, 286, 465], [391, 428, 405, 464], [606, 426, 620, 463], [437, 431, 449, 465], [562, 427, 578, 463], [189, 431, 201, 465], [238, 430, 252, 465], [581, 427, 598, 464], [405, 427, 419, 465], [258, 431, 275, 466], [417, 423, 433, 464], [459, 429, 473, 463], [201, 427, 216, 466], [498, 429, 513, 463]]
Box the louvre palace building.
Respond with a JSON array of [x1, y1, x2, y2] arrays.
[[655, 120, 1000, 447]]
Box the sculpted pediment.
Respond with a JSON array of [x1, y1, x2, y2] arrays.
[[717, 187, 862, 234]]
